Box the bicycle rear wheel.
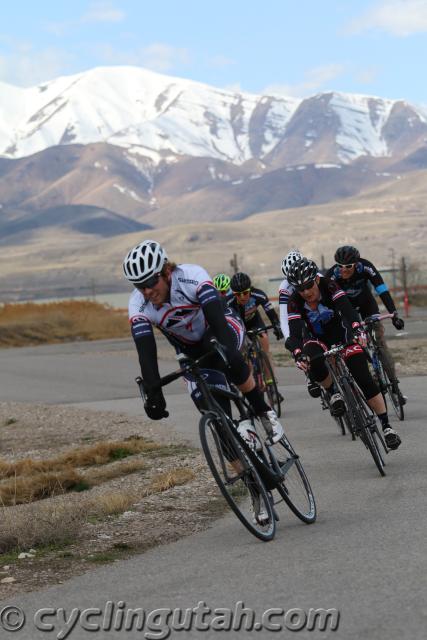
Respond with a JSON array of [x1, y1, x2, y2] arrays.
[[271, 434, 317, 523], [258, 350, 282, 417], [383, 368, 405, 421], [199, 412, 276, 541]]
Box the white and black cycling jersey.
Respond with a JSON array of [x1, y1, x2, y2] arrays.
[[128, 264, 218, 345]]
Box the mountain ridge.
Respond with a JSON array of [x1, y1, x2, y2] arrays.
[[1, 65, 427, 298]]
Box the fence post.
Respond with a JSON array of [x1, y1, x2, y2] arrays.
[[401, 257, 410, 317], [230, 254, 239, 274]]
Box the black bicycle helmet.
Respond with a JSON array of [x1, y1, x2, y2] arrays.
[[334, 245, 360, 265], [287, 258, 318, 288], [230, 272, 251, 292]]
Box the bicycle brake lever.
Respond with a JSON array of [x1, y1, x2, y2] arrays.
[[135, 376, 147, 403], [176, 352, 191, 364], [209, 338, 229, 366]]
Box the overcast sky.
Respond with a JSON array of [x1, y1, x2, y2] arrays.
[[1, 0, 427, 104]]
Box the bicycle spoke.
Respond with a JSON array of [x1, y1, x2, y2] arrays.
[[199, 413, 276, 541], [269, 435, 316, 523]]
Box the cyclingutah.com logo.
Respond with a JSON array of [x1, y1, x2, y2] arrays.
[[1, 601, 340, 639]]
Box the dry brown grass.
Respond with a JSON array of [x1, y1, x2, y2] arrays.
[[147, 468, 196, 494], [85, 459, 146, 484], [0, 300, 128, 347], [0, 438, 168, 506], [0, 465, 197, 553], [89, 490, 139, 516], [0, 499, 90, 553], [0, 437, 194, 507], [0, 438, 162, 479], [0, 469, 84, 507]]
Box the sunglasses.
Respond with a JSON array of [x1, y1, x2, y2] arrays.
[[295, 280, 316, 292], [233, 288, 251, 297], [135, 273, 161, 290], [337, 263, 355, 270]]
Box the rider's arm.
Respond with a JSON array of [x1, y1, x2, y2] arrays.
[[198, 283, 250, 384], [362, 258, 397, 314], [284, 295, 304, 354], [130, 316, 161, 387], [326, 279, 360, 328], [278, 283, 291, 340], [197, 284, 239, 353], [253, 288, 280, 325]]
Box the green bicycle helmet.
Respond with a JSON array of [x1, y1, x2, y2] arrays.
[[213, 273, 231, 292]]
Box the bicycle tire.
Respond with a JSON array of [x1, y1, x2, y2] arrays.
[[271, 434, 317, 523], [371, 340, 405, 422], [341, 378, 386, 477], [258, 350, 282, 417], [199, 412, 276, 541], [380, 363, 405, 421], [364, 420, 386, 476]]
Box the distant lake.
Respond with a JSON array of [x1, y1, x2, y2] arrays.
[[12, 292, 131, 309]]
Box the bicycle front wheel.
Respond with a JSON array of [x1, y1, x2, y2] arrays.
[[272, 434, 317, 523], [199, 412, 276, 541], [258, 350, 282, 417], [321, 388, 350, 437], [342, 378, 386, 477]]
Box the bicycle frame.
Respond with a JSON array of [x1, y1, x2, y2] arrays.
[[361, 313, 394, 387], [361, 313, 405, 421], [246, 324, 282, 417], [246, 325, 273, 383]]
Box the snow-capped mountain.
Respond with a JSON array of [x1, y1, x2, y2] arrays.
[[2, 64, 427, 251], [0, 66, 300, 165], [2, 66, 427, 298], [1, 65, 427, 167]]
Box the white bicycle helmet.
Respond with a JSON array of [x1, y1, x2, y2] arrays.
[[281, 249, 303, 277], [123, 240, 168, 284]]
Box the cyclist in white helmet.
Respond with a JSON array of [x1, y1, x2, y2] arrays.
[[123, 240, 285, 447], [279, 250, 303, 341], [279, 250, 322, 399]]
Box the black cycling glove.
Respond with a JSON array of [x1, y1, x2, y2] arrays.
[[392, 314, 404, 331], [144, 390, 168, 420], [273, 324, 284, 340], [292, 348, 309, 372]]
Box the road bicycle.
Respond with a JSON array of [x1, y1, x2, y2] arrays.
[[246, 325, 283, 417], [136, 341, 316, 541], [313, 342, 389, 476], [361, 313, 405, 421]]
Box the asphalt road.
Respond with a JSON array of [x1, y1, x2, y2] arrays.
[[0, 332, 426, 639]]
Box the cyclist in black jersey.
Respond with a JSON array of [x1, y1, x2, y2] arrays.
[[326, 245, 404, 386], [285, 258, 401, 450], [123, 240, 285, 450], [230, 272, 283, 386]]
